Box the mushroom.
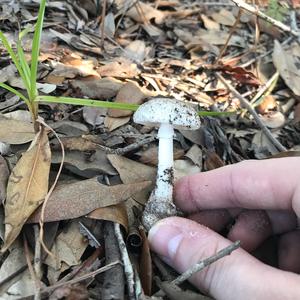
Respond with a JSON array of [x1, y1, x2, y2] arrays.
[[133, 97, 201, 230]]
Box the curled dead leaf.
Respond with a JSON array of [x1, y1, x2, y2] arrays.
[[2, 126, 51, 252]]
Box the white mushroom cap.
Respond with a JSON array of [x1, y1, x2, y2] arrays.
[[133, 97, 201, 130]]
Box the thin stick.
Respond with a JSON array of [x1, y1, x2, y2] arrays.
[[23, 235, 40, 299], [37, 119, 65, 258], [114, 223, 136, 300], [216, 9, 242, 64], [98, 136, 155, 155], [100, 0, 107, 48], [172, 241, 240, 285], [217, 74, 286, 152], [230, 0, 300, 38], [33, 225, 41, 300]]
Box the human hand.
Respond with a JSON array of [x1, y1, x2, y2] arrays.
[[148, 158, 300, 300]]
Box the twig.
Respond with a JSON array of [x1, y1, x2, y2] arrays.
[[215, 9, 242, 64], [217, 73, 287, 152], [100, 0, 107, 48], [33, 225, 41, 300], [23, 235, 40, 299], [102, 221, 125, 300], [37, 119, 65, 258], [230, 0, 300, 38], [114, 222, 136, 300], [172, 241, 240, 285], [98, 136, 155, 155], [154, 241, 240, 298]]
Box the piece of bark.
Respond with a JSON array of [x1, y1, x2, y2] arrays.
[[101, 221, 124, 300]]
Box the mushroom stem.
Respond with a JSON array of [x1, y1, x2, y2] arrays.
[[154, 123, 174, 201]]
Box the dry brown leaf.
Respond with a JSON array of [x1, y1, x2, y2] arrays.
[[139, 227, 152, 296], [124, 40, 150, 63], [107, 154, 156, 204], [108, 82, 146, 117], [201, 14, 220, 31], [3, 126, 51, 252], [45, 221, 88, 270], [211, 9, 236, 26], [126, 2, 165, 24], [138, 144, 185, 166], [273, 40, 300, 96], [71, 77, 123, 99], [51, 149, 117, 177], [28, 179, 151, 223], [51, 136, 102, 152], [0, 156, 9, 204], [0, 119, 35, 144], [104, 116, 131, 132], [204, 152, 225, 170], [88, 202, 128, 231], [97, 59, 139, 78], [0, 240, 35, 298], [83, 107, 107, 126], [174, 160, 201, 181]]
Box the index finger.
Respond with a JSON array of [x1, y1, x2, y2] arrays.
[[174, 157, 300, 216]]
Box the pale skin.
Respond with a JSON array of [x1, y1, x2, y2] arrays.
[[148, 157, 300, 300]]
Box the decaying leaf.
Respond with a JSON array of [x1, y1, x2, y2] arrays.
[[139, 227, 152, 296], [97, 59, 139, 78], [88, 202, 129, 231], [108, 82, 146, 118], [0, 119, 35, 144], [174, 159, 201, 181], [273, 40, 300, 96], [104, 116, 131, 132], [51, 149, 117, 177], [0, 156, 9, 204], [0, 240, 35, 299], [126, 2, 165, 24], [28, 178, 151, 223], [45, 221, 88, 270], [83, 107, 107, 126], [107, 155, 156, 204], [71, 77, 123, 99], [3, 126, 51, 252], [124, 40, 150, 63]]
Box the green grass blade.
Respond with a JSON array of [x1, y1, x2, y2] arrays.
[[0, 82, 30, 106], [37, 95, 236, 117], [17, 41, 31, 88], [30, 0, 46, 100], [0, 31, 31, 94], [36, 95, 140, 111], [198, 111, 236, 116]]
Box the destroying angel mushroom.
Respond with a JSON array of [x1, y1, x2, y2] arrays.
[[133, 97, 201, 230]]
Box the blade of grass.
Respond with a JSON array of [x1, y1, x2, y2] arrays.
[[37, 95, 236, 116], [30, 0, 46, 101], [17, 41, 31, 89], [36, 95, 140, 111], [0, 82, 31, 107], [0, 31, 31, 94], [198, 111, 236, 116]]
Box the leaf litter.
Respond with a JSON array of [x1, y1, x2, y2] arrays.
[[0, 0, 300, 299]]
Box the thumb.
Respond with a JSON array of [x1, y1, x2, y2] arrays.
[[148, 217, 300, 300]]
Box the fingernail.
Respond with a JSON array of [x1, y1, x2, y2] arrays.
[[148, 220, 183, 259]]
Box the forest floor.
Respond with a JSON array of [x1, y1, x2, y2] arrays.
[[0, 0, 299, 299]]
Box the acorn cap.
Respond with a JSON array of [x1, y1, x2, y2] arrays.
[[133, 98, 201, 130]]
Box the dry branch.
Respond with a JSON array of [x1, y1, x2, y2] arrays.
[[217, 74, 287, 152], [230, 0, 300, 38]]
